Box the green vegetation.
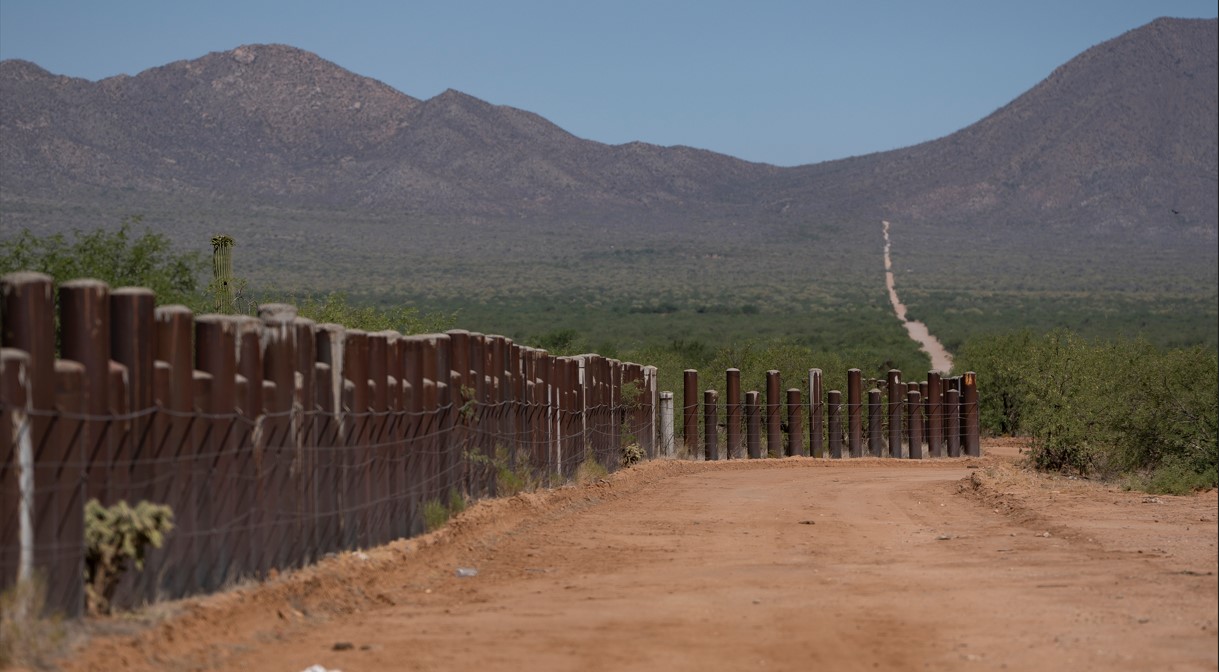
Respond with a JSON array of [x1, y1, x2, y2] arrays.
[[955, 329, 1217, 492], [422, 488, 468, 532], [4, 218, 1215, 496], [83, 499, 175, 615], [0, 218, 202, 306], [1, 223, 453, 335], [0, 574, 69, 669]]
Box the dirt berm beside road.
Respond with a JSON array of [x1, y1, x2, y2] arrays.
[[53, 442, 1219, 671]]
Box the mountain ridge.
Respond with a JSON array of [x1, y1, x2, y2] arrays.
[[1, 18, 1216, 240]]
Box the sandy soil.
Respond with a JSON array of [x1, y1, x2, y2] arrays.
[[43, 439, 1219, 672]]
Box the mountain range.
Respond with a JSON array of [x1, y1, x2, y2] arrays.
[[2, 17, 1215, 243]]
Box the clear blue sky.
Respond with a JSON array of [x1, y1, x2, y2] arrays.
[[2, 0, 1215, 167]]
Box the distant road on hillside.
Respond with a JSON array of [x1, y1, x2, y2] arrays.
[[884, 220, 954, 373]]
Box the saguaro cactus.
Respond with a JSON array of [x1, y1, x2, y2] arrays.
[[210, 235, 235, 313]]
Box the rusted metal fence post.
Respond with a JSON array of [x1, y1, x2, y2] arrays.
[[828, 390, 843, 459], [659, 391, 674, 458], [110, 288, 155, 500], [765, 370, 781, 457], [260, 304, 298, 571], [907, 389, 923, 459], [683, 369, 698, 458], [786, 388, 803, 457], [3, 272, 86, 616], [963, 372, 980, 457], [847, 368, 862, 458], [703, 390, 719, 461], [808, 369, 823, 458], [194, 315, 237, 590], [926, 371, 942, 458], [60, 280, 114, 503], [745, 391, 761, 459], [1, 351, 32, 600], [887, 370, 902, 458], [946, 388, 961, 458], [868, 388, 883, 457], [725, 368, 741, 459]]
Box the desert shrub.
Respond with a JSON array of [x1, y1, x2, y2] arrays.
[[422, 499, 449, 532], [575, 458, 609, 484], [953, 330, 1034, 435], [957, 329, 1217, 489], [0, 220, 202, 306], [84, 499, 174, 615], [0, 574, 68, 669], [621, 443, 645, 468]]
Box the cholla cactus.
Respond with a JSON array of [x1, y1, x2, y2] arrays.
[[83, 499, 174, 614]]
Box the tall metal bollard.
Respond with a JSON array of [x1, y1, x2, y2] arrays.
[[946, 388, 961, 458], [926, 371, 942, 458], [828, 390, 843, 459], [745, 391, 761, 459], [887, 370, 902, 458], [703, 390, 719, 461], [683, 369, 698, 458], [808, 369, 823, 458], [907, 390, 923, 459], [659, 391, 675, 458], [847, 369, 862, 458], [765, 370, 781, 457], [868, 389, 883, 457], [786, 388, 803, 457], [725, 368, 741, 459], [60, 280, 114, 503], [963, 372, 980, 457]]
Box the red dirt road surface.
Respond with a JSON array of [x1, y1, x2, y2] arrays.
[[55, 443, 1218, 671]]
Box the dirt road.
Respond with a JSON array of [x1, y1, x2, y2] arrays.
[[883, 220, 954, 373], [57, 446, 1217, 672]]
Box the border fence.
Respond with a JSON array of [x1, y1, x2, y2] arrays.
[[1, 272, 657, 616], [2, 271, 978, 619]]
